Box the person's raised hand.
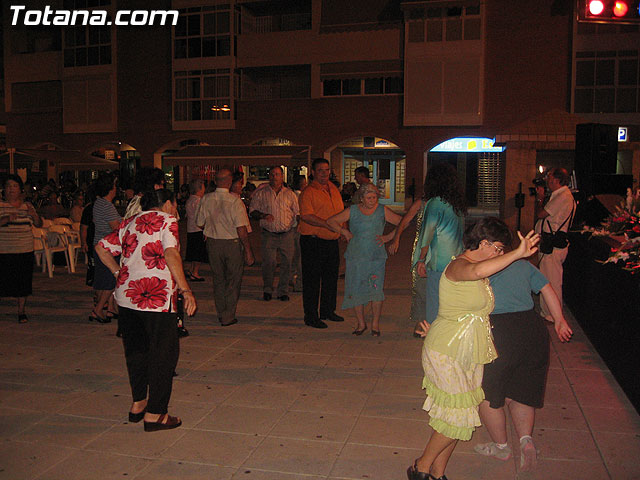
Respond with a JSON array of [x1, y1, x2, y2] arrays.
[[515, 230, 540, 258]]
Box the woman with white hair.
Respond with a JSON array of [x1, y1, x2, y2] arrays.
[[184, 178, 206, 281], [328, 183, 402, 336]]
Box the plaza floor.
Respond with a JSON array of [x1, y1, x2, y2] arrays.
[[1, 232, 639, 480]]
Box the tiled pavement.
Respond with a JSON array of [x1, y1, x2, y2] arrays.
[[1, 232, 639, 480]]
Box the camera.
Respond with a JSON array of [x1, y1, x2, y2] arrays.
[[529, 177, 546, 197]]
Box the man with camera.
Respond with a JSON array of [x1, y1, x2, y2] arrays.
[[534, 168, 575, 321]]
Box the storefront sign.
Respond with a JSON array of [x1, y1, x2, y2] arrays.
[[430, 137, 505, 153]]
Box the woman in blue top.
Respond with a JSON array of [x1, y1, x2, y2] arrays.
[[390, 163, 466, 335], [472, 259, 572, 471], [328, 183, 402, 336]]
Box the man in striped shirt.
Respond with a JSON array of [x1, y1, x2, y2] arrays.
[[249, 166, 299, 302]]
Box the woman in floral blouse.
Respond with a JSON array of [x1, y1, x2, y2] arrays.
[[96, 189, 196, 432]]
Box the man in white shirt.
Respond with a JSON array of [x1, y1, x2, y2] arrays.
[[535, 167, 575, 321], [249, 166, 299, 302], [196, 168, 254, 326]]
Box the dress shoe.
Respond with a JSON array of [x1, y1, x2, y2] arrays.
[[220, 318, 238, 326], [278, 295, 290, 302], [263, 292, 272, 301], [304, 317, 328, 329], [320, 312, 344, 322]]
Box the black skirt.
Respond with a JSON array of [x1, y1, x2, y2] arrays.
[[0, 252, 34, 297], [185, 231, 208, 263]]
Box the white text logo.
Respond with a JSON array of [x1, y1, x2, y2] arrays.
[[10, 5, 179, 26]]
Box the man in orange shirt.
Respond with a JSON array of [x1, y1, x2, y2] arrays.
[[298, 158, 345, 328]]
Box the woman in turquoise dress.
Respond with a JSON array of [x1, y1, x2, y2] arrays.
[[389, 163, 466, 336], [328, 183, 402, 336]]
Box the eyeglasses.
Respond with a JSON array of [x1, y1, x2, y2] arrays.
[[486, 241, 504, 254]]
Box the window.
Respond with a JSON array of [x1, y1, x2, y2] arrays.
[[64, 25, 111, 67], [322, 77, 403, 96], [174, 69, 231, 121], [11, 26, 61, 54], [63, 0, 110, 7], [174, 6, 231, 59], [407, 4, 481, 43], [575, 50, 639, 113]]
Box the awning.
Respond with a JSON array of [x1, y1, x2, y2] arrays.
[[162, 145, 311, 167], [0, 148, 119, 172]]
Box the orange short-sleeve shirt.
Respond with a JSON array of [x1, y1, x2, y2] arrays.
[[298, 181, 344, 240]]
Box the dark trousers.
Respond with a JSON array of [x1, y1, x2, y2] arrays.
[[120, 307, 179, 415], [300, 235, 339, 319]]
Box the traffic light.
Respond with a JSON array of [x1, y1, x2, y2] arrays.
[[578, 0, 640, 23]]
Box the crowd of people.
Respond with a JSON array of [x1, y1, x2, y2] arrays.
[[0, 162, 575, 472]]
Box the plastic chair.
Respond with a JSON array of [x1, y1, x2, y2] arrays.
[[65, 227, 83, 272], [53, 217, 73, 226], [47, 224, 73, 275], [32, 227, 49, 275]]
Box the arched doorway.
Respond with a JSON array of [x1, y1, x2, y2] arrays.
[[330, 136, 406, 206]]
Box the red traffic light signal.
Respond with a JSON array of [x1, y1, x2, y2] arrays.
[[579, 0, 640, 23]]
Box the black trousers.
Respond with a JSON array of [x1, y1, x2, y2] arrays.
[[300, 235, 339, 320], [119, 307, 179, 415]]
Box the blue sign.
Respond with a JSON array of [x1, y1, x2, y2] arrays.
[[618, 127, 628, 142], [430, 137, 505, 153]]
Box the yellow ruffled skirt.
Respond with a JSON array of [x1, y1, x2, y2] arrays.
[[421, 345, 484, 441]]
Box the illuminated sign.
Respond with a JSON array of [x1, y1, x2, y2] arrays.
[[618, 127, 628, 142], [430, 137, 506, 153]]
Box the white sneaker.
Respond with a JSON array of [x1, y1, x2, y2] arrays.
[[473, 442, 512, 460], [520, 436, 537, 471]]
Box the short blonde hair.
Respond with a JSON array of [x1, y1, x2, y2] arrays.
[[359, 182, 380, 202]]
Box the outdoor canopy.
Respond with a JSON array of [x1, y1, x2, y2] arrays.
[[162, 145, 311, 168], [0, 148, 119, 173]]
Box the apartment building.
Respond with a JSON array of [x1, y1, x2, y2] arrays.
[[2, 0, 639, 232]]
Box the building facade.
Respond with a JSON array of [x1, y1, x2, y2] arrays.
[[2, 0, 639, 232]]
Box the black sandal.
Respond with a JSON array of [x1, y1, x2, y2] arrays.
[[352, 325, 367, 336], [89, 310, 111, 324], [143, 413, 182, 432], [406, 462, 432, 480], [18, 314, 28, 324]]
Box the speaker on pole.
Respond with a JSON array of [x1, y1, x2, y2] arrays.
[[575, 123, 618, 195]]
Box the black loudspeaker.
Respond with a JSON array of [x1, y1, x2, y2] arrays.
[[575, 123, 618, 194], [590, 174, 632, 196]]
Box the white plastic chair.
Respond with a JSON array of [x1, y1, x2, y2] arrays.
[[65, 227, 83, 272], [47, 224, 73, 275], [53, 217, 73, 226], [32, 227, 49, 275]]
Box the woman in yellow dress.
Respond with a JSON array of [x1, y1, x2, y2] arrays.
[[407, 217, 539, 480]]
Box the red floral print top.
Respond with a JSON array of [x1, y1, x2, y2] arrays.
[[99, 211, 180, 313]]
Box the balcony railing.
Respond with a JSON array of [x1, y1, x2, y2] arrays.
[[249, 13, 312, 33]]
